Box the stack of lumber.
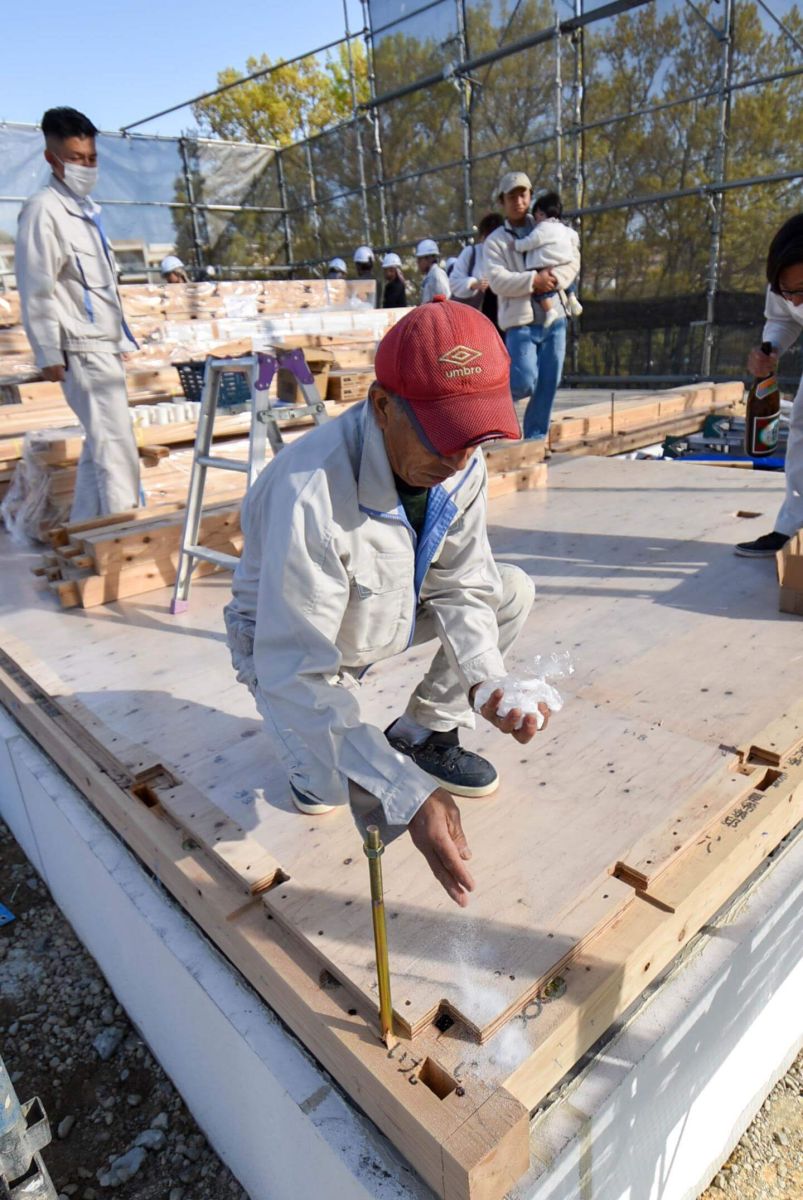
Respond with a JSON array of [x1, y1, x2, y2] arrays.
[[326, 368, 374, 402], [548, 381, 744, 452], [0, 280, 400, 521], [35, 439, 547, 609], [37, 501, 245, 609], [6, 436, 250, 546], [0, 280, 400, 503]]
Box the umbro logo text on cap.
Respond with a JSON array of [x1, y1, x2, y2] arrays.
[[438, 344, 484, 378]]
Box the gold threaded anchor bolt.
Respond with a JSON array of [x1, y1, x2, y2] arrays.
[[364, 824, 394, 1044]]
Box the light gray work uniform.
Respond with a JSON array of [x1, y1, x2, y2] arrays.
[[224, 401, 534, 825], [16, 176, 140, 521]]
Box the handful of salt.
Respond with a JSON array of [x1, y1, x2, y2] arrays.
[[472, 651, 574, 730]]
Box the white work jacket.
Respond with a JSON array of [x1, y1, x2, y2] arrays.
[[449, 243, 487, 302], [16, 176, 133, 368], [225, 401, 506, 825], [420, 263, 451, 304]]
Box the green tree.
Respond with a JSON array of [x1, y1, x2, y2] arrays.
[[193, 41, 369, 145], [184, 42, 369, 268]]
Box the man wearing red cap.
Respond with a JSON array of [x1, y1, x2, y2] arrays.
[[224, 301, 546, 905]]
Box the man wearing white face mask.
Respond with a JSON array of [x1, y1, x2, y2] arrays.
[[15, 107, 141, 520]]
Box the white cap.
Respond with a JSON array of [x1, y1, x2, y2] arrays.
[[327, 257, 347, 273], [159, 255, 185, 274], [381, 252, 402, 268], [353, 245, 374, 264], [497, 170, 532, 196], [415, 238, 439, 257], [205, 265, 216, 277]]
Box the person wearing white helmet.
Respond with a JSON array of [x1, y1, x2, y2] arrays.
[[353, 244, 378, 305], [327, 257, 347, 280], [159, 254, 188, 284], [381, 252, 408, 308], [416, 238, 451, 304], [352, 245, 375, 276]]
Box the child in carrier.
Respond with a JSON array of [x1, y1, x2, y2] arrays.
[[514, 191, 582, 329]]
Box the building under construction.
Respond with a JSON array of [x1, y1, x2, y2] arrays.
[[0, 2, 801, 1198]]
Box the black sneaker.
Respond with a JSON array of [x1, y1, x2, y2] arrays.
[[385, 726, 499, 798], [734, 531, 789, 558]]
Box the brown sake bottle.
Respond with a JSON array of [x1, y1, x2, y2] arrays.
[[744, 340, 781, 457]]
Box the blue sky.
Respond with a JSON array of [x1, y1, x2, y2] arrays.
[[3, 0, 362, 137]]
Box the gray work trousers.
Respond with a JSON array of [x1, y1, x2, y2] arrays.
[[62, 351, 141, 521], [403, 562, 535, 731], [225, 562, 535, 815]]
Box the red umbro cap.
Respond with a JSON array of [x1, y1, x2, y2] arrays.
[[374, 299, 520, 455]]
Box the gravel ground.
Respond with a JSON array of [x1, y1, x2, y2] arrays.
[[698, 1049, 803, 1200], [0, 817, 247, 1199], [0, 813, 800, 1199]]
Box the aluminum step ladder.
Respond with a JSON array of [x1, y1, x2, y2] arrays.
[[170, 350, 328, 614], [0, 1054, 57, 1199]]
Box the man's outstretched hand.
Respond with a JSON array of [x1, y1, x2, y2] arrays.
[[409, 788, 475, 907], [472, 686, 550, 744]]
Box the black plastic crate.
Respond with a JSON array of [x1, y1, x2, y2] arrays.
[[174, 361, 252, 408]]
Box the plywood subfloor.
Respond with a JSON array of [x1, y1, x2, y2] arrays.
[[1, 457, 799, 1045]]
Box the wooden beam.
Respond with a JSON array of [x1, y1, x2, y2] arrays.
[[503, 748, 803, 1110], [0, 649, 529, 1200]]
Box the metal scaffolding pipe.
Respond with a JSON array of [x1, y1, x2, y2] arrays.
[[275, 152, 294, 269], [0, 196, 285, 213], [701, 0, 734, 377], [361, 0, 389, 245], [178, 137, 206, 271], [455, 0, 474, 235], [554, 5, 564, 193], [344, 0, 372, 245], [565, 168, 803, 220]]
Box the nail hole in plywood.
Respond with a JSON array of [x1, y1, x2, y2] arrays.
[[417, 1058, 457, 1100]]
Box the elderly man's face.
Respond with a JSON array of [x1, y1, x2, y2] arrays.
[[501, 186, 532, 224], [370, 385, 472, 488]]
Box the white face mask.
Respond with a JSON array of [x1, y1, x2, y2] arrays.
[[57, 158, 98, 198]]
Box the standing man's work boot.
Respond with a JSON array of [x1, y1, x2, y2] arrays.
[[386, 725, 499, 797], [734, 531, 789, 558], [289, 781, 335, 815]]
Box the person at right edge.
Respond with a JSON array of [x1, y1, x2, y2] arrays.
[[736, 213, 803, 557], [485, 172, 562, 443]]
